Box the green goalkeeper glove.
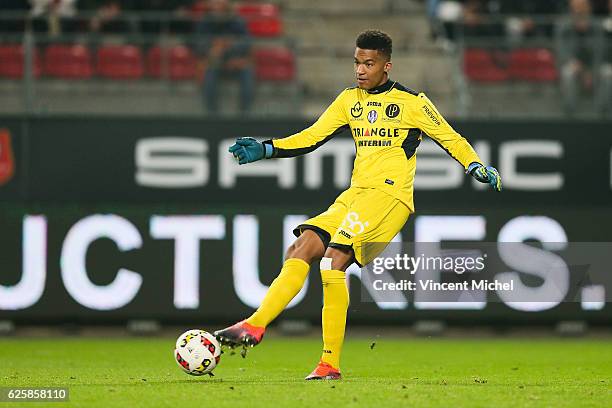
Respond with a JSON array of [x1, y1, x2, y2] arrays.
[[228, 137, 273, 165], [468, 162, 502, 192]]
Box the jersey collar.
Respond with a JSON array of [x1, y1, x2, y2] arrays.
[[366, 79, 394, 94]]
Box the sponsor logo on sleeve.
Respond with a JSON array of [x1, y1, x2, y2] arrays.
[[422, 103, 441, 126]]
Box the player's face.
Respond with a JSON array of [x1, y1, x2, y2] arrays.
[[354, 48, 391, 90]]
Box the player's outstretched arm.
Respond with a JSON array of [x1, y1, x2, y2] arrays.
[[228, 91, 348, 165], [228, 137, 273, 165], [467, 162, 502, 192], [407, 93, 501, 192]]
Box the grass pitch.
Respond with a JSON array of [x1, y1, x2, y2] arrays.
[[0, 336, 610, 407]]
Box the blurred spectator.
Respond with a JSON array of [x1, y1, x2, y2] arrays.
[[462, 0, 503, 39], [196, 0, 253, 114], [429, 0, 503, 46], [426, 0, 442, 21], [190, 0, 209, 19], [499, 0, 559, 42], [89, 0, 129, 34], [559, 0, 597, 112], [29, 0, 79, 36], [428, 0, 463, 44], [126, 0, 193, 34], [123, 0, 185, 10], [1, 0, 29, 34], [591, 0, 610, 16]]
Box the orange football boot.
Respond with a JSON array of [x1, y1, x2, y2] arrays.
[[304, 360, 342, 380], [214, 320, 265, 348]]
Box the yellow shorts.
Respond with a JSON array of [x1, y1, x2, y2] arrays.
[[293, 186, 410, 267]]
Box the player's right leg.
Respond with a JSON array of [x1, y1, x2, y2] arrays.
[[306, 188, 411, 379], [214, 230, 326, 348], [305, 246, 353, 381], [215, 191, 349, 349]]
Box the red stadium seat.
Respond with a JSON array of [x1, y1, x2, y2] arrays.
[[236, 3, 280, 18], [247, 17, 282, 37], [189, 0, 208, 19], [97, 45, 144, 79], [508, 48, 558, 82], [146, 46, 164, 78], [147, 45, 198, 80], [43, 45, 93, 79], [235, 3, 282, 37], [255, 47, 295, 81], [463, 48, 509, 82], [0, 45, 41, 79]]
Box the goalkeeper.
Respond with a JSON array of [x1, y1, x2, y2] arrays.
[[214, 30, 501, 380]]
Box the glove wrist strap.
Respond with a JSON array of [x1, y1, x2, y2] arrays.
[[263, 140, 274, 159], [467, 161, 482, 175]]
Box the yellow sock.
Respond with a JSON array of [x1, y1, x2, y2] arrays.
[[320, 268, 349, 370], [246, 258, 309, 328]]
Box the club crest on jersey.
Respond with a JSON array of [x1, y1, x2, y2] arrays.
[[350, 102, 363, 118], [367, 110, 378, 123]]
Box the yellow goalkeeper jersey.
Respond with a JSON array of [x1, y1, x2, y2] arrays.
[[265, 80, 482, 211]]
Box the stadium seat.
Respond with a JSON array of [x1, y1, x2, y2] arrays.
[[247, 17, 283, 37], [43, 45, 93, 79], [147, 45, 198, 80], [0, 45, 41, 79], [508, 48, 558, 82], [236, 3, 282, 37], [463, 48, 509, 82], [189, 0, 208, 19], [255, 47, 295, 81], [236, 3, 280, 18], [96, 45, 144, 79]]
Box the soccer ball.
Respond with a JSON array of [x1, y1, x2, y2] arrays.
[[174, 329, 221, 376]]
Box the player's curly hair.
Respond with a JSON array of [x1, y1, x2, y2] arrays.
[[356, 30, 392, 60]]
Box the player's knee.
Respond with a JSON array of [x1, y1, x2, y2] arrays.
[[285, 230, 325, 263], [285, 242, 298, 259], [322, 247, 353, 271]]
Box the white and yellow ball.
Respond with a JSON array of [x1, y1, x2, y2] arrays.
[[174, 329, 221, 376]]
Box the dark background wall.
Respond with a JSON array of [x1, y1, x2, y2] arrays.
[[0, 116, 610, 324]]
